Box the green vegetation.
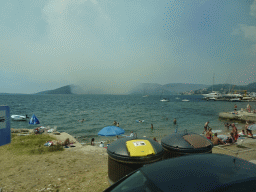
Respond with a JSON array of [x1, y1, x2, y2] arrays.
[[3, 134, 64, 155]]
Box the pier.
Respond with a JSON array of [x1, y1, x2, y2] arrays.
[[219, 110, 256, 122]]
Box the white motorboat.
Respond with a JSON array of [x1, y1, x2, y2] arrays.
[[143, 95, 149, 97], [230, 98, 241, 102], [242, 97, 252, 101], [11, 115, 28, 121], [160, 98, 169, 102], [182, 99, 190, 102], [175, 97, 180, 100], [202, 91, 222, 99]]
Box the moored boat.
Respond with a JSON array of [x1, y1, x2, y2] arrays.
[[11, 115, 29, 121], [230, 98, 241, 102]]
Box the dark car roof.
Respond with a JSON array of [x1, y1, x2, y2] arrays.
[[140, 154, 256, 191]]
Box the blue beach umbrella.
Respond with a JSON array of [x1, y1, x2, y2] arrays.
[[98, 126, 125, 136], [29, 114, 40, 125]]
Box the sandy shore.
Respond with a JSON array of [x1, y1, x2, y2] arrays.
[[2, 128, 256, 191]]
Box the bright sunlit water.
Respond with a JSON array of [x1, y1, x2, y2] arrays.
[[1, 94, 251, 143]]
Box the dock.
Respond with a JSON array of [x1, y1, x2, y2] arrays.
[[219, 110, 256, 122]]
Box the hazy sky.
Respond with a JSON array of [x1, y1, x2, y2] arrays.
[[1, 0, 256, 94]]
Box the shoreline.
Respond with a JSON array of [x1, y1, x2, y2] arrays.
[[4, 127, 256, 191]]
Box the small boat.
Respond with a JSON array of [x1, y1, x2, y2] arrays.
[[11, 115, 29, 121], [160, 98, 169, 102], [230, 98, 241, 102], [175, 97, 180, 100], [182, 99, 189, 102], [143, 95, 149, 97]]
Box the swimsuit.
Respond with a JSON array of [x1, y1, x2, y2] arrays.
[[207, 136, 211, 140], [234, 134, 239, 141]]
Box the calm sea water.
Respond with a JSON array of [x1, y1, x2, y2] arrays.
[[1, 94, 252, 143]]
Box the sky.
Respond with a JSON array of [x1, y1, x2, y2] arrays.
[[1, 0, 256, 94]]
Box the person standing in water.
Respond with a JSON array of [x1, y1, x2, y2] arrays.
[[173, 118, 177, 125], [151, 124, 153, 130]]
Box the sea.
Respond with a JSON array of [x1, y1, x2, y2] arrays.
[[1, 94, 252, 144]]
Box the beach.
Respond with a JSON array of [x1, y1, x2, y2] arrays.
[[0, 130, 110, 192], [1, 127, 256, 192]]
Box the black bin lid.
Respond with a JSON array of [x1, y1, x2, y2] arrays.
[[107, 137, 164, 162], [161, 132, 213, 153]]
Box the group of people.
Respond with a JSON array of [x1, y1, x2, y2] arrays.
[[113, 121, 119, 127], [205, 119, 255, 146], [90, 138, 105, 147], [204, 121, 238, 145]]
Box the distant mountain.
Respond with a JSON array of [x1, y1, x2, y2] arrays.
[[35, 85, 73, 94], [0, 93, 27, 95], [129, 83, 209, 95], [197, 82, 256, 94]]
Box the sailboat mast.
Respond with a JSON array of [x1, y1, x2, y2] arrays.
[[212, 74, 215, 92]]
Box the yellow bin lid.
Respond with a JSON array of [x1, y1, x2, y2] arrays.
[[126, 140, 155, 157]]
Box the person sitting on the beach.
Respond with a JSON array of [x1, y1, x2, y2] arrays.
[[91, 138, 95, 146], [117, 122, 119, 127], [130, 131, 134, 137], [245, 124, 253, 138], [63, 138, 70, 146], [34, 127, 40, 134], [113, 121, 117, 126], [212, 133, 225, 145], [226, 133, 235, 144], [239, 129, 246, 137], [233, 109, 238, 115], [244, 121, 253, 137], [247, 129, 253, 137], [205, 128, 213, 140], [99, 141, 104, 147]]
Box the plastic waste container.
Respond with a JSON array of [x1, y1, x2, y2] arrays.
[[161, 131, 213, 159], [107, 137, 164, 184]]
